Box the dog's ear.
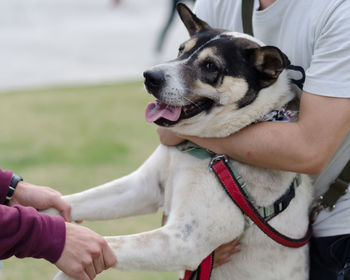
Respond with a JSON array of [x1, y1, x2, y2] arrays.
[[177, 2, 211, 36], [246, 46, 290, 88]]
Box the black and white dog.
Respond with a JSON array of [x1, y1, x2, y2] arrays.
[[52, 4, 312, 280]]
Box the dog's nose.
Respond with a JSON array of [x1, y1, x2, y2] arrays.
[[143, 70, 165, 92]]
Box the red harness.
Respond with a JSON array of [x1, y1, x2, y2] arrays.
[[183, 253, 214, 280], [183, 155, 312, 280]]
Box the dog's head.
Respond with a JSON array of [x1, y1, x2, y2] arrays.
[[144, 3, 292, 137]]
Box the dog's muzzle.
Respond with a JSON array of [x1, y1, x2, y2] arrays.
[[143, 70, 165, 97]]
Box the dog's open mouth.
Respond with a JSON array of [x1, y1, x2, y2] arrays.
[[145, 98, 214, 127]]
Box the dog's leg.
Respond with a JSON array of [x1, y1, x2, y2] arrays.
[[103, 178, 245, 273], [44, 145, 168, 221], [53, 161, 245, 280]]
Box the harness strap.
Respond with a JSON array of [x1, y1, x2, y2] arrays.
[[182, 153, 310, 280], [183, 253, 214, 280], [311, 160, 350, 222], [210, 155, 312, 248], [241, 0, 254, 36], [177, 141, 300, 221]]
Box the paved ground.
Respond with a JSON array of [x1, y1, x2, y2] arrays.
[[0, 0, 192, 92]]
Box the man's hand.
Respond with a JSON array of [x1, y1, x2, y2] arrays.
[[213, 239, 240, 268], [157, 127, 184, 146], [9, 181, 72, 222], [55, 223, 116, 280]]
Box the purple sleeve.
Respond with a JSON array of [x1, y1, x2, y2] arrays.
[[0, 205, 66, 263], [0, 168, 13, 204]]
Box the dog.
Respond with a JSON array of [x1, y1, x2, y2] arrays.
[[51, 3, 313, 280]]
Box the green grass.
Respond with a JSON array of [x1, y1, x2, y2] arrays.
[[0, 82, 177, 280]]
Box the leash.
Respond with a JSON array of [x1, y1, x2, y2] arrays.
[[178, 142, 311, 280]]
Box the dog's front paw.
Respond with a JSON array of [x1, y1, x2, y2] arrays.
[[53, 271, 75, 280]]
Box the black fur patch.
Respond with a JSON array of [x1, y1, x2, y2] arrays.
[[177, 33, 289, 108]]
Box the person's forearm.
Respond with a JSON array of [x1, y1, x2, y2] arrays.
[[158, 93, 350, 175], [184, 93, 350, 175], [0, 205, 66, 263], [186, 121, 339, 174]]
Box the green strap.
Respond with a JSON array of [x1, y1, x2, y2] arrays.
[[241, 0, 254, 36], [176, 141, 213, 159]]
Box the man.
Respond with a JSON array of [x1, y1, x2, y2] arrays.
[[0, 168, 116, 280], [158, 0, 350, 278]]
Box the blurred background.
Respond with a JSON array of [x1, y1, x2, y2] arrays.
[[0, 0, 193, 279], [0, 0, 190, 91]]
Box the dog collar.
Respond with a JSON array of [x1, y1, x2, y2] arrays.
[[255, 105, 298, 123]]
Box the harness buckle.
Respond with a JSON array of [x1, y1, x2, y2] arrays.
[[310, 196, 325, 223], [244, 214, 255, 230], [209, 154, 228, 170]]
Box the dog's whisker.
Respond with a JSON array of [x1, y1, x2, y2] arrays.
[[183, 97, 200, 108]]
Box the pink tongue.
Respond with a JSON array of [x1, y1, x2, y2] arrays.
[[145, 100, 182, 123]]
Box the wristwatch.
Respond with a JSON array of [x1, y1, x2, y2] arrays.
[[4, 173, 23, 205]]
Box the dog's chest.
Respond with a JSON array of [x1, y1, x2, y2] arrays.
[[158, 147, 311, 280], [161, 149, 216, 216], [161, 148, 295, 216]]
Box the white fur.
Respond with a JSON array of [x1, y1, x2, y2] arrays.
[[52, 142, 312, 280], [223, 31, 266, 46], [50, 33, 313, 280]]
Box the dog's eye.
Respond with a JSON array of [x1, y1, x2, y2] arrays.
[[204, 61, 218, 72], [178, 46, 185, 57]]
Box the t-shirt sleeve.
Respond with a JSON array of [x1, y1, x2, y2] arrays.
[[0, 205, 66, 263], [0, 168, 13, 204], [304, 1, 350, 98]]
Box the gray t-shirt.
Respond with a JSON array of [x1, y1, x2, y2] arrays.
[[194, 0, 350, 237]]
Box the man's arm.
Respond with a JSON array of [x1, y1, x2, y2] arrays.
[[159, 91, 350, 174]]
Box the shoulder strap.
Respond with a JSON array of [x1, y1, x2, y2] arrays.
[[311, 159, 350, 222], [241, 0, 254, 36], [321, 160, 350, 209]]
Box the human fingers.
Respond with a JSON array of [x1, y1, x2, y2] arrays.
[[57, 262, 90, 280], [157, 127, 184, 146], [93, 254, 105, 275], [102, 242, 116, 269], [74, 270, 90, 280], [213, 239, 240, 268], [213, 257, 231, 268], [55, 223, 97, 279], [84, 264, 96, 280], [40, 187, 71, 221], [52, 196, 72, 222], [13, 182, 73, 222], [216, 239, 240, 255]]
